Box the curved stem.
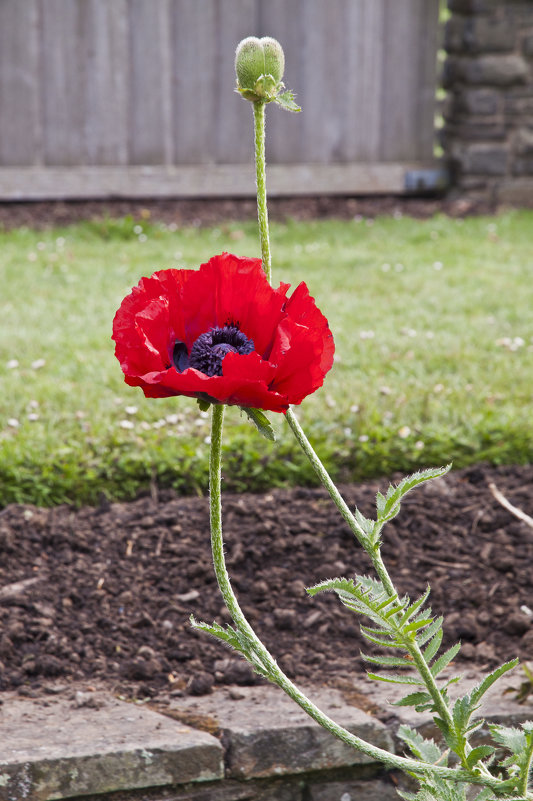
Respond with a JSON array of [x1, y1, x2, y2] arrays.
[[253, 101, 271, 282], [208, 405, 511, 793], [285, 407, 457, 736]]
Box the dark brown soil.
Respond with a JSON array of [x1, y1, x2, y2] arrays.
[[0, 463, 531, 701], [0, 194, 495, 232]]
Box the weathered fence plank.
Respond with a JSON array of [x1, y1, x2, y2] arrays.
[[0, 0, 441, 199], [0, 0, 41, 166], [127, 0, 173, 165]]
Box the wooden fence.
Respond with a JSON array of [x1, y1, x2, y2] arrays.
[[0, 0, 441, 200]]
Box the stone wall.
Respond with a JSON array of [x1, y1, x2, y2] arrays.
[[1, 675, 531, 801], [443, 0, 533, 205]]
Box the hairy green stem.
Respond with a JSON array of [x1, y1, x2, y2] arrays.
[[285, 408, 458, 737], [207, 405, 514, 794], [253, 101, 271, 281], [285, 408, 395, 591], [519, 738, 533, 797]]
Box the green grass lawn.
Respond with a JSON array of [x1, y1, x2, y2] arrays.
[[1, 210, 532, 506]]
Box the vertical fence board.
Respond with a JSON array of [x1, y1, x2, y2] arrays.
[[171, 0, 218, 164], [416, 0, 440, 160], [380, 0, 426, 161], [0, 0, 41, 166], [0, 0, 440, 195], [127, 0, 173, 165], [84, 0, 129, 165], [41, 0, 86, 165], [300, 0, 347, 163], [342, 0, 384, 162], [260, 0, 306, 165], [214, 0, 259, 165]]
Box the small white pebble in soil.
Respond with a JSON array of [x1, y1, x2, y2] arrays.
[[6, 359, 19, 369], [7, 418, 20, 428], [119, 420, 134, 430]]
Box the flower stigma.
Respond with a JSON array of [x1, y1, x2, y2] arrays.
[[173, 325, 255, 377]]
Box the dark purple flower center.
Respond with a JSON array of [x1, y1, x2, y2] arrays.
[[173, 325, 254, 377]]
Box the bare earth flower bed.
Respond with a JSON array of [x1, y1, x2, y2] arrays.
[[0, 463, 531, 701]]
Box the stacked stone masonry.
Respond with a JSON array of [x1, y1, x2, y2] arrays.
[[0, 674, 530, 801], [443, 0, 533, 205]]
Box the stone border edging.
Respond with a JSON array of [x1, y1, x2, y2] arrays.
[[0, 671, 530, 801]]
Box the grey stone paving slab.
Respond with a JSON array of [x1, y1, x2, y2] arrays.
[[168, 684, 394, 779], [0, 693, 223, 801], [308, 776, 400, 801]]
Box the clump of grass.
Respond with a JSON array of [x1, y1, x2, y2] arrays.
[[1, 210, 532, 506]]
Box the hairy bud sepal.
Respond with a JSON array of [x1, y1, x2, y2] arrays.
[[235, 36, 300, 111]]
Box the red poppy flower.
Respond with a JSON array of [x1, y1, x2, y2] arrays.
[[112, 252, 334, 413]]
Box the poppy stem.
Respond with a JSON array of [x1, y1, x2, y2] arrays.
[[253, 101, 272, 283], [285, 407, 461, 739], [205, 404, 511, 792]]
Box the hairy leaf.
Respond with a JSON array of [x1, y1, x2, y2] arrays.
[[423, 629, 444, 663], [240, 407, 276, 440], [375, 465, 451, 527], [367, 672, 425, 686], [398, 586, 431, 627], [393, 690, 433, 708], [470, 658, 519, 707], [397, 724, 443, 763], [274, 89, 301, 112], [430, 642, 462, 678], [465, 745, 496, 770], [362, 652, 414, 669], [417, 616, 444, 647]]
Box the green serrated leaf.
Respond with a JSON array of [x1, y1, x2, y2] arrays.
[[240, 406, 276, 440], [361, 652, 414, 668], [398, 586, 431, 627], [465, 745, 495, 770], [367, 672, 425, 686], [354, 508, 375, 538], [430, 641, 462, 677], [489, 723, 527, 753], [376, 489, 387, 515], [376, 465, 452, 526], [417, 616, 444, 647], [307, 576, 355, 597], [376, 593, 400, 612], [393, 690, 433, 708], [397, 724, 443, 763], [452, 695, 472, 733], [471, 788, 496, 801], [433, 715, 460, 752], [423, 629, 444, 663], [404, 617, 434, 634], [359, 627, 399, 648], [190, 616, 243, 651], [471, 658, 519, 706], [274, 89, 301, 112]]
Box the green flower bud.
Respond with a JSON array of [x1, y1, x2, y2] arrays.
[[235, 36, 285, 103]]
